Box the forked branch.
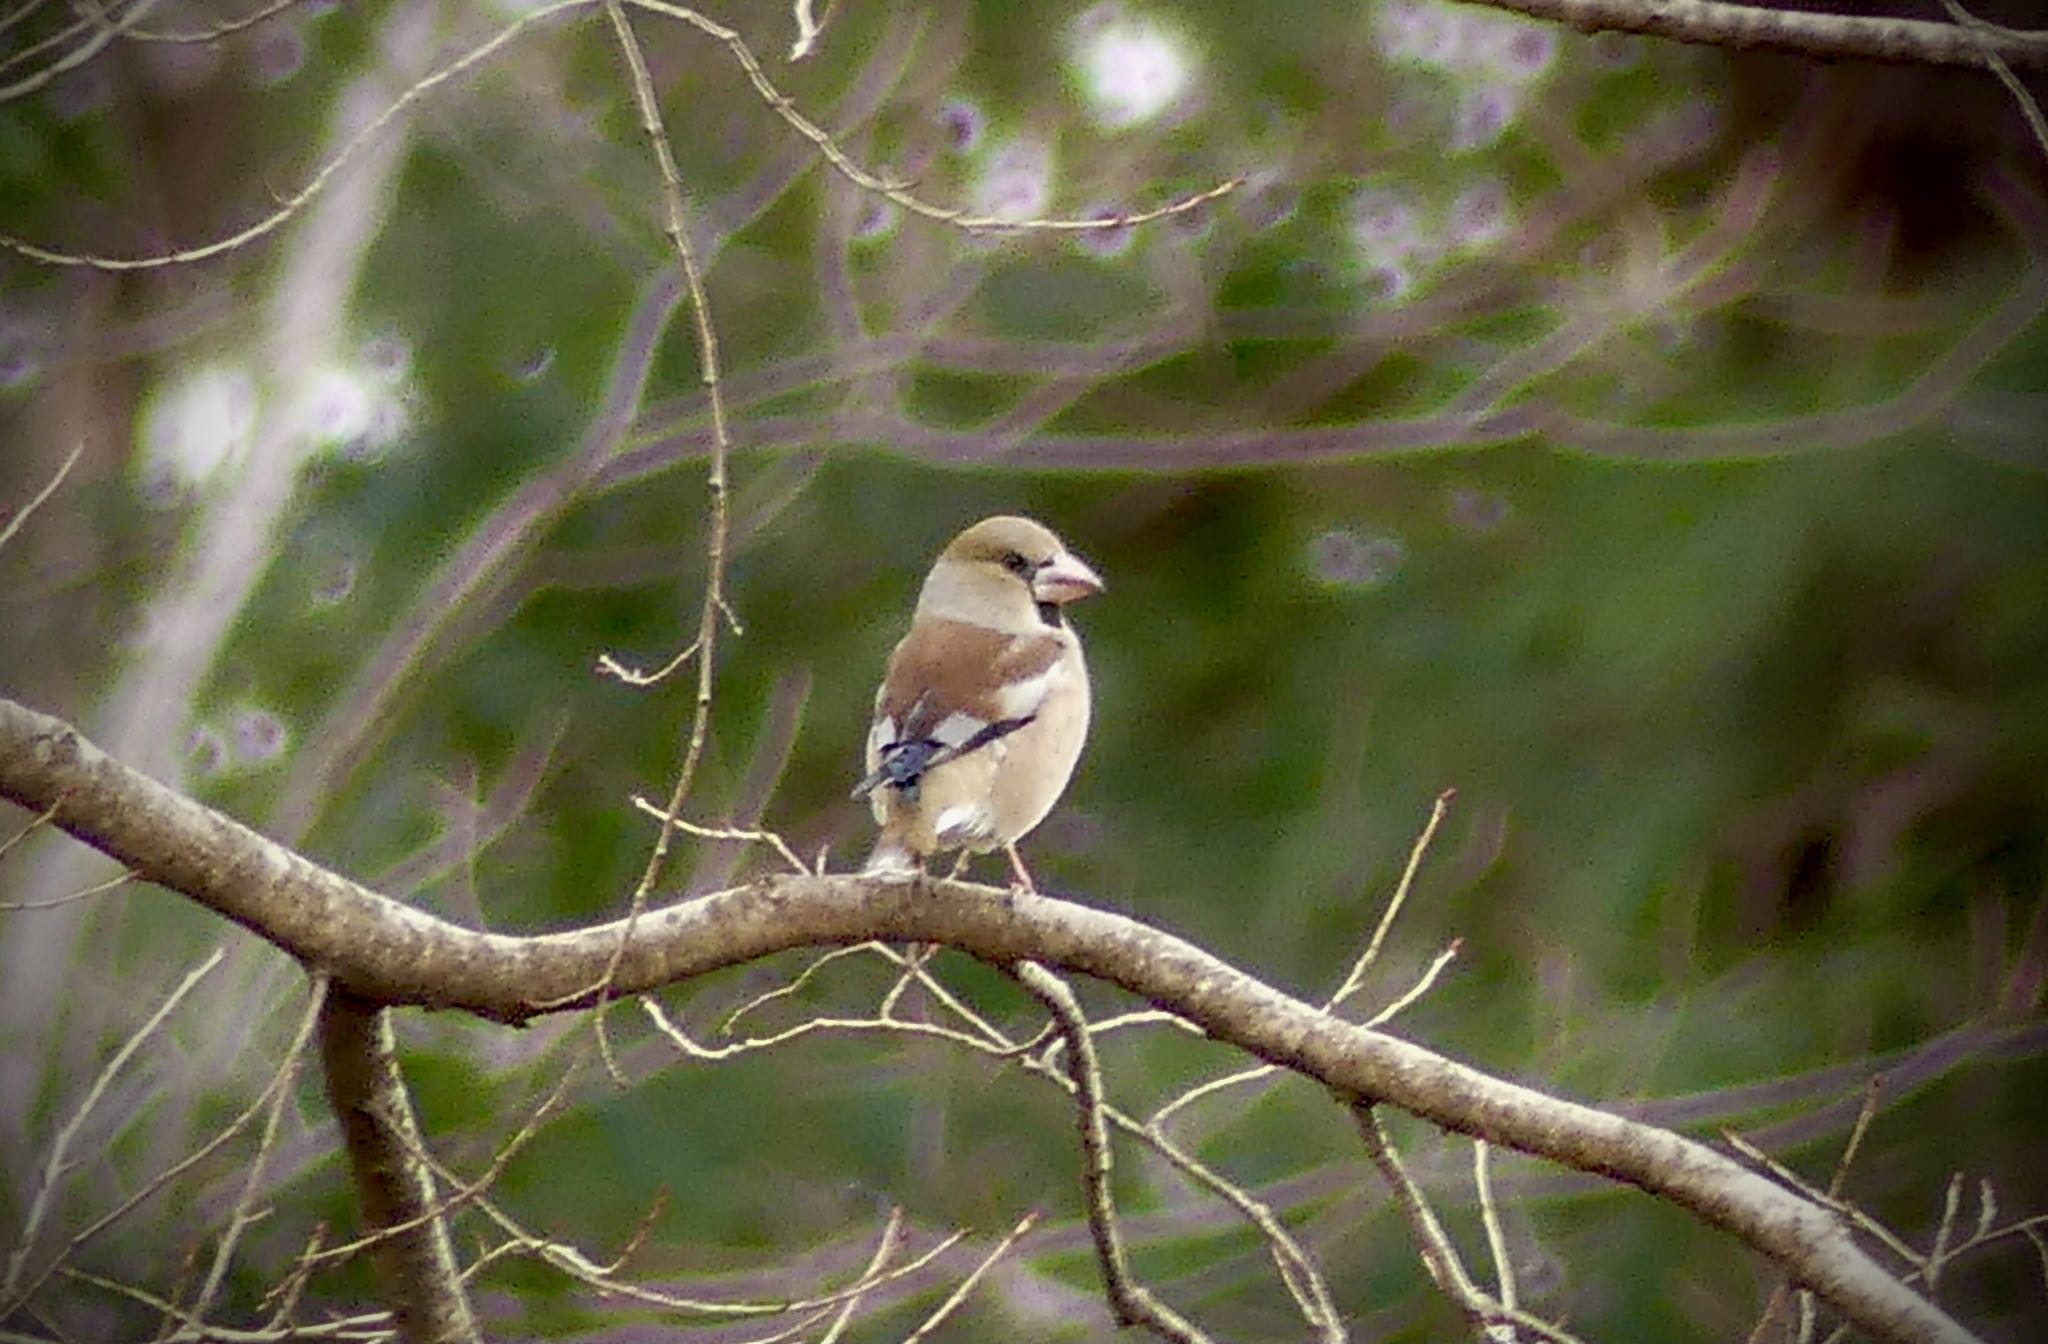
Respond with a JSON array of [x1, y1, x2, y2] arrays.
[[0, 695, 1987, 1344]]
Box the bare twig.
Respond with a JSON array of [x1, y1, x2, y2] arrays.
[[900, 1211, 1039, 1344], [1927, 1171, 1967, 1296], [623, 0, 1240, 234], [0, 1, 598, 267], [1352, 1103, 1584, 1344], [815, 1206, 903, 1344], [1938, 0, 2048, 165], [1333, 787, 1457, 1010], [169, 974, 331, 1341], [59, 1266, 393, 1341], [2, 948, 226, 1309], [0, 976, 329, 1322], [1475, 1141, 1518, 1320], [571, 0, 744, 1082], [677, 938, 1339, 1339], [1151, 793, 1455, 1131], [631, 794, 810, 876], [0, 866, 131, 911], [787, 0, 827, 60], [129, 0, 320, 43], [1829, 1075, 1885, 1200], [643, 991, 1030, 1061], [0, 443, 84, 553], [0, 0, 162, 103], [719, 944, 880, 1034], [1013, 961, 1211, 1344], [0, 801, 61, 863], [441, 1138, 970, 1318]]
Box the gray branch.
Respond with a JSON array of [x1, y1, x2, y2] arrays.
[[318, 992, 480, 1344], [1479, 0, 2048, 70], [0, 695, 1984, 1344]]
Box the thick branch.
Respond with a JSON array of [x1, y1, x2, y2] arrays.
[[0, 695, 1982, 1344], [318, 991, 480, 1344]]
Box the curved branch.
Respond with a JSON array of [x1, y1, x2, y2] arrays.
[[1479, 0, 2048, 70], [0, 695, 1983, 1344]]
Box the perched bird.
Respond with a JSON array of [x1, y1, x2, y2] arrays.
[[855, 515, 1103, 889]]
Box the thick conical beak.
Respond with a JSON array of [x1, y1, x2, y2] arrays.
[[1032, 553, 1104, 604]]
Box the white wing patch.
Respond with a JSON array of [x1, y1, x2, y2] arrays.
[[932, 801, 995, 847], [994, 660, 1061, 722], [866, 714, 896, 763], [930, 709, 993, 750]]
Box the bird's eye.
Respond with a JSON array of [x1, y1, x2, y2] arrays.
[[1001, 550, 1035, 577]]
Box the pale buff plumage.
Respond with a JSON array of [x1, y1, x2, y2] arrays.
[[856, 516, 1102, 888]]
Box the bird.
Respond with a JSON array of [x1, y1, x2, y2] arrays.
[[854, 515, 1103, 890]]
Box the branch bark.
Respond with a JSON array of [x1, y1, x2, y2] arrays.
[[1479, 0, 2048, 70], [0, 695, 1985, 1344], [317, 992, 480, 1344]]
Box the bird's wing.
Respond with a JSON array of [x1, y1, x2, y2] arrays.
[[854, 618, 1067, 798]]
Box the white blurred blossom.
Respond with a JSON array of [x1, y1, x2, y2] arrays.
[[297, 359, 412, 459], [137, 362, 259, 500], [1070, 7, 1195, 129]]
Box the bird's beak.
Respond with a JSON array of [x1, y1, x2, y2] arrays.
[[1033, 553, 1104, 604]]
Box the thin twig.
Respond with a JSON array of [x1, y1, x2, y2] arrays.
[[624, 0, 1239, 234], [1013, 961, 1211, 1344], [57, 1266, 392, 1341], [1926, 1171, 1966, 1295], [0, 867, 131, 911], [1, 976, 328, 1321], [644, 993, 1034, 1062], [1149, 793, 1455, 1130], [1352, 1103, 1585, 1344], [900, 1211, 1039, 1344], [0, 443, 84, 553], [572, 0, 743, 1081], [630, 794, 809, 875], [169, 974, 329, 1341], [0, 801, 61, 864], [1332, 787, 1456, 1009], [1939, 0, 2048, 166], [2, 948, 225, 1308], [436, 1132, 969, 1317], [1475, 1140, 1518, 1319], [0, 1, 598, 266], [719, 944, 879, 1034], [1828, 1075, 1885, 1199], [816, 1206, 903, 1344], [128, 0, 317, 43], [0, 0, 162, 102]]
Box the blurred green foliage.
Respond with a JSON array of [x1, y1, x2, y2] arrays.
[[2, 0, 2046, 1339]]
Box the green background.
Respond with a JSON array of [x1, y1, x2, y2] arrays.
[[2, 0, 2045, 1339]]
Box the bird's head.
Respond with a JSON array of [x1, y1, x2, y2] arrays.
[[921, 515, 1104, 630]]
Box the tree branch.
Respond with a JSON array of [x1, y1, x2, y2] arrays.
[[1477, 0, 2048, 70], [317, 991, 479, 1344], [0, 694, 1984, 1344]]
